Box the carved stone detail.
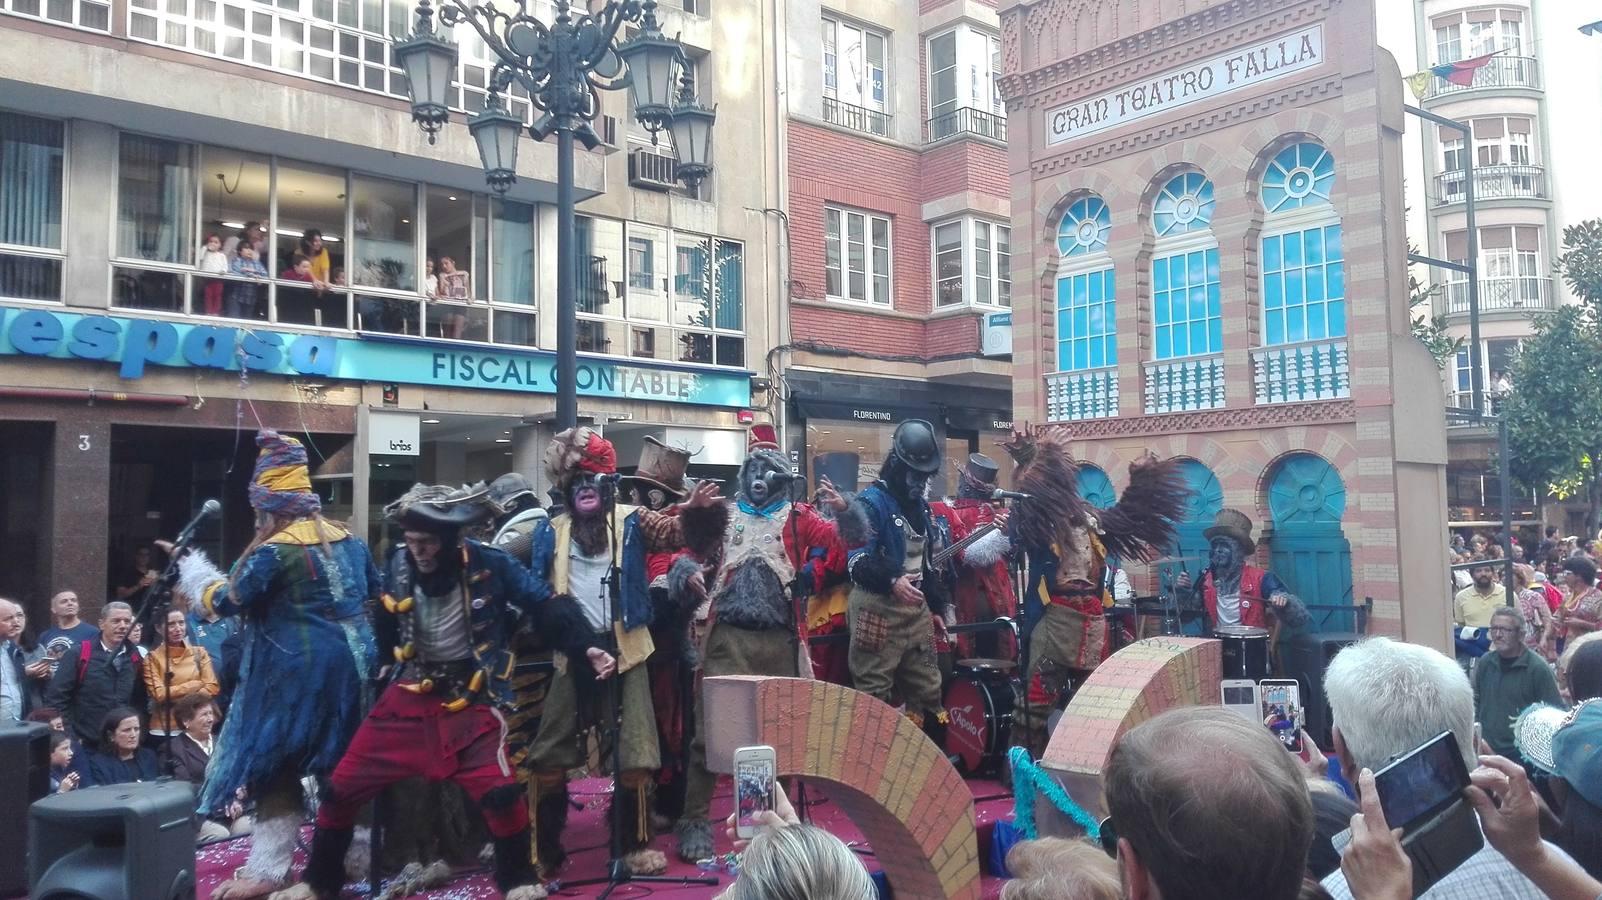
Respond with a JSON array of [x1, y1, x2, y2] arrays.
[[1056, 399, 1354, 437]]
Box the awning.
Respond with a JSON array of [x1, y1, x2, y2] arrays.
[[792, 396, 941, 424]]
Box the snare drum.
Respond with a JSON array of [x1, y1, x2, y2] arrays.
[[943, 659, 1018, 774], [1215, 625, 1271, 680]]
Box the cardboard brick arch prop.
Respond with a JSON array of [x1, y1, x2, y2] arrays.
[[703, 675, 982, 900], [1039, 638, 1223, 826]]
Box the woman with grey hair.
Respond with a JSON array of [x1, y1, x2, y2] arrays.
[[718, 823, 876, 900]]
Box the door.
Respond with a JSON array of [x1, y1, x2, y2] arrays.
[[1076, 463, 1115, 509], [1265, 453, 1354, 622]]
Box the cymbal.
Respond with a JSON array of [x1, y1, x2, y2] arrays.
[[1149, 555, 1202, 566]]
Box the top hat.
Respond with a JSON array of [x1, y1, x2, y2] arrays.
[[624, 435, 692, 499], [1203, 508, 1258, 554], [964, 453, 1000, 486]]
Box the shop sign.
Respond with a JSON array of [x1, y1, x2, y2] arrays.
[[0, 305, 752, 408], [369, 411, 420, 456], [1045, 23, 1325, 146]]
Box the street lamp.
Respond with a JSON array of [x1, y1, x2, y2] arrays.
[[394, 0, 715, 430]]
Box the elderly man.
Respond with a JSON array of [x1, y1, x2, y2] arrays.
[[0, 598, 29, 725], [1320, 637, 1575, 899], [1474, 607, 1561, 762], [43, 601, 144, 749], [1105, 707, 1313, 900]]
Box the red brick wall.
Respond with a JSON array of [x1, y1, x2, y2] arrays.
[[920, 140, 1009, 200], [927, 313, 982, 356]]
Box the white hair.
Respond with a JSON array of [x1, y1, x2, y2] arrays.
[[720, 825, 875, 900], [1324, 637, 1476, 771]]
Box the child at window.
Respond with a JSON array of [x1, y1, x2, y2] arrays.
[[281, 254, 315, 282], [226, 244, 269, 320], [438, 255, 470, 300], [197, 234, 228, 317]]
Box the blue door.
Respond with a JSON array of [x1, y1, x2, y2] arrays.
[[1266, 453, 1354, 624], [1077, 464, 1116, 509]]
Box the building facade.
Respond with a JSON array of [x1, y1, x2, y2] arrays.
[[776, 0, 1016, 495], [0, 0, 780, 614], [1002, 0, 1450, 643]]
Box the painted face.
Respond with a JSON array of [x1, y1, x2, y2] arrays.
[[404, 530, 445, 574], [900, 466, 932, 500], [571, 474, 604, 516], [1209, 537, 1241, 573], [742, 458, 791, 506]]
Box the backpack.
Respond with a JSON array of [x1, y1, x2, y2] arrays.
[[75, 640, 145, 686]]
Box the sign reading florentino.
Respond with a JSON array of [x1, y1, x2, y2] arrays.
[[1046, 24, 1325, 146]]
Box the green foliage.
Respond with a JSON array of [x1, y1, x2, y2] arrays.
[[1559, 220, 1602, 308], [1407, 243, 1460, 368]]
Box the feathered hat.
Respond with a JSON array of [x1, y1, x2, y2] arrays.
[[544, 426, 618, 493], [249, 430, 321, 518]]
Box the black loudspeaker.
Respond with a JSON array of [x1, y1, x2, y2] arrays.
[[0, 723, 51, 896], [30, 780, 197, 900]]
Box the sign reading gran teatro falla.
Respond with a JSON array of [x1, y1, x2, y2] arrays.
[[1046, 23, 1325, 146]]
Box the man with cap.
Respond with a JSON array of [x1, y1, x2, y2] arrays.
[[837, 419, 952, 729], [524, 427, 725, 877], [930, 453, 1016, 659], [1177, 508, 1308, 636], [489, 472, 548, 565], [667, 424, 846, 862], [276, 482, 602, 900], [167, 431, 381, 900]]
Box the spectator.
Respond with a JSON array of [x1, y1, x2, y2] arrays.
[[1562, 639, 1602, 703], [1000, 838, 1120, 900], [1550, 557, 1602, 653], [128, 621, 144, 648], [173, 585, 238, 672], [1514, 701, 1602, 879], [1320, 637, 1567, 898], [1104, 707, 1313, 900], [80, 707, 161, 787], [169, 694, 248, 842], [1536, 570, 1565, 614], [280, 254, 316, 283], [38, 590, 98, 673], [11, 605, 51, 709], [0, 597, 28, 725], [1455, 559, 1503, 628], [113, 545, 159, 601], [298, 229, 331, 285], [1511, 565, 1554, 656], [43, 601, 146, 749], [143, 607, 220, 739], [423, 257, 438, 298], [48, 732, 79, 793], [1539, 526, 1561, 564], [717, 782, 874, 900], [437, 255, 470, 299], [1474, 607, 1562, 762], [1466, 754, 1602, 900], [27, 706, 65, 733], [225, 243, 269, 320]]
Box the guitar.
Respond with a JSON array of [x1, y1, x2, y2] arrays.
[[930, 520, 1004, 568]]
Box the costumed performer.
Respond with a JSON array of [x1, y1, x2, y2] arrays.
[[929, 453, 1016, 659], [1176, 508, 1311, 664]]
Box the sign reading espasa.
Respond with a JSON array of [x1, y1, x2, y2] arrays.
[[1046, 24, 1325, 146]]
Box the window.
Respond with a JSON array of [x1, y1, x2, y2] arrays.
[[1260, 142, 1345, 346], [822, 17, 886, 112], [1056, 268, 1116, 372], [576, 215, 624, 317], [352, 175, 416, 292], [825, 206, 891, 305], [1057, 196, 1110, 257], [926, 26, 1003, 138], [931, 217, 1010, 308], [0, 111, 65, 302], [117, 134, 195, 265], [1441, 136, 1466, 172], [1432, 9, 1523, 63], [1434, 22, 1461, 64], [1261, 142, 1335, 214], [1152, 172, 1215, 238], [1445, 226, 1547, 308], [1154, 249, 1222, 358], [3, 0, 109, 30]]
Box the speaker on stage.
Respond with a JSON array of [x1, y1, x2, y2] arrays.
[[30, 780, 197, 900], [0, 722, 51, 896]]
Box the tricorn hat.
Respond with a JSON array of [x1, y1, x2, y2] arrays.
[[624, 435, 692, 499], [1204, 508, 1258, 554], [385, 482, 498, 532]]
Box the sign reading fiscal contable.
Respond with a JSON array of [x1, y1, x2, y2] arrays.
[[1045, 24, 1325, 146], [0, 305, 752, 408]]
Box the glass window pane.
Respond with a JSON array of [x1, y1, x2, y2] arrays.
[[277, 284, 348, 328], [276, 161, 347, 282], [425, 185, 471, 300], [356, 294, 419, 334], [627, 223, 668, 320], [0, 113, 65, 250], [714, 239, 743, 331], [490, 198, 533, 304], [576, 215, 625, 317], [113, 266, 186, 312], [201, 146, 272, 272], [673, 234, 712, 327], [425, 300, 487, 341], [715, 335, 744, 368], [492, 309, 537, 346], [0, 253, 63, 302], [117, 134, 195, 263], [352, 174, 415, 291]]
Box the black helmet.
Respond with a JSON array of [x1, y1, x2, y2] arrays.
[[891, 419, 942, 474]]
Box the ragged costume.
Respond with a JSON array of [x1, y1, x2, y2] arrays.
[[669, 425, 845, 863], [837, 419, 951, 727], [283, 482, 598, 900], [524, 427, 724, 878], [174, 431, 380, 899], [1002, 427, 1189, 756], [929, 453, 1016, 660]]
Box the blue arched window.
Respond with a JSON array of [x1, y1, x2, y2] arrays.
[[1151, 171, 1221, 361], [1076, 463, 1116, 509], [1153, 172, 1216, 238], [1259, 141, 1344, 346], [1055, 195, 1116, 373], [1057, 196, 1110, 257]]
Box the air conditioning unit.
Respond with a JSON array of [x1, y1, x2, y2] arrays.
[[981, 311, 1013, 357], [628, 147, 679, 191]]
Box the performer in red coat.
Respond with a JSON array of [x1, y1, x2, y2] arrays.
[[930, 454, 1016, 660]]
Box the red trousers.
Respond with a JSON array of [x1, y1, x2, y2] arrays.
[[316, 684, 527, 837]]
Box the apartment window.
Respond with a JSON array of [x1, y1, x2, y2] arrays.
[[1441, 136, 1466, 172], [117, 134, 196, 265], [1433, 9, 1523, 63], [3, 0, 109, 30], [0, 112, 65, 302], [822, 17, 887, 112], [825, 205, 891, 305], [1434, 22, 1461, 64], [926, 26, 1003, 137], [932, 217, 1010, 308]]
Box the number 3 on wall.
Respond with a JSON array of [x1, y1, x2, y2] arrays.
[[78, 434, 91, 451]]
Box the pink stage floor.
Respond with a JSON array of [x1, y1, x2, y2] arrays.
[[196, 776, 1016, 899]]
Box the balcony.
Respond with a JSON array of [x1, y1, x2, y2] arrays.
[[1431, 165, 1547, 207], [925, 107, 1006, 144], [1442, 276, 1554, 315], [823, 97, 892, 138], [1045, 368, 1118, 422], [1424, 56, 1541, 99], [1252, 340, 1349, 405], [1144, 355, 1225, 414]]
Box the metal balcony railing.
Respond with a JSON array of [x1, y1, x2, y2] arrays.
[[1144, 355, 1225, 413], [1252, 340, 1350, 405], [925, 107, 1006, 144], [1432, 165, 1547, 206], [1045, 367, 1118, 421], [1424, 56, 1541, 98], [823, 96, 892, 137], [1442, 276, 1554, 315]]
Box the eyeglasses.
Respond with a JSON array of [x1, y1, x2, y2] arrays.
[[1097, 815, 1118, 859], [1488, 626, 1516, 635]]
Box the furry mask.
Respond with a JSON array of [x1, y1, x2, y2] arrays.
[[739, 450, 794, 508]]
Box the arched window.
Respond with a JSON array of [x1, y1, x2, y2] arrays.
[[1055, 195, 1115, 373], [1150, 171, 1221, 363], [1260, 141, 1345, 346]]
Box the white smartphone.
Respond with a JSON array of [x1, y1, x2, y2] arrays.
[[732, 744, 778, 839], [1220, 678, 1261, 724]]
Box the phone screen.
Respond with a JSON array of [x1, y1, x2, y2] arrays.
[[1259, 681, 1303, 753], [1373, 732, 1469, 832], [735, 753, 776, 835]]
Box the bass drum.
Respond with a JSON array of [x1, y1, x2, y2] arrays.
[[943, 660, 1018, 775]]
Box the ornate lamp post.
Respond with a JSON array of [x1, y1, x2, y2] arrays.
[[394, 0, 715, 429]]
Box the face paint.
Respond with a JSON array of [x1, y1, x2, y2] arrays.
[[572, 474, 603, 516], [742, 458, 791, 506], [1210, 537, 1241, 575]]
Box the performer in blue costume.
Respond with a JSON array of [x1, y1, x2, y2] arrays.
[[170, 431, 380, 900]]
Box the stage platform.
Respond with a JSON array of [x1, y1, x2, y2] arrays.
[[195, 774, 1017, 898]]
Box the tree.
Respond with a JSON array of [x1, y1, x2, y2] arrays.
[[1502, 219, 1602, 533], [1409, 264, 1459, 368]]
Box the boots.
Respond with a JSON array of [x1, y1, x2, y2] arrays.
[[532, 781, 570, 876], [491, 828, 543, 895], [616, 773, 667, 875], [673, 817, 713, 864], [301, 825, 355, 898]]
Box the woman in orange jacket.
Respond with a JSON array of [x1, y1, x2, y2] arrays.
[[143, 607, 220, 738]]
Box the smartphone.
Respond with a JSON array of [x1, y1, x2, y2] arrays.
[[1220, 678, 1260, 724], [733, 744, 778, 839], [1259, 679, 1304, 753], [1372, 731, 1472, 835]]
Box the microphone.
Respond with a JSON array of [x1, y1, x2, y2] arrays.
[[174, 499, 222, 546], [990, 489, 1032, 502]]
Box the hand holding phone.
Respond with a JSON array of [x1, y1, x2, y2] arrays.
[[733, 745, 778, 839], [1259, 679, 1304, 753]]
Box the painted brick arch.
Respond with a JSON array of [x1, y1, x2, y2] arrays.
[[702, 675, 982, 900]]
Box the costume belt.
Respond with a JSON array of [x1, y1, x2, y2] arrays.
[[1047, 583, 1105, 616], [396, 658, 485, 711]]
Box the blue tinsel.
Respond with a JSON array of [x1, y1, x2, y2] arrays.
[[1007, 746, 1101, 841]]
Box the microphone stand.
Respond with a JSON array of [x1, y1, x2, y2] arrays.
[[1005, 498, 1034, 761]]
